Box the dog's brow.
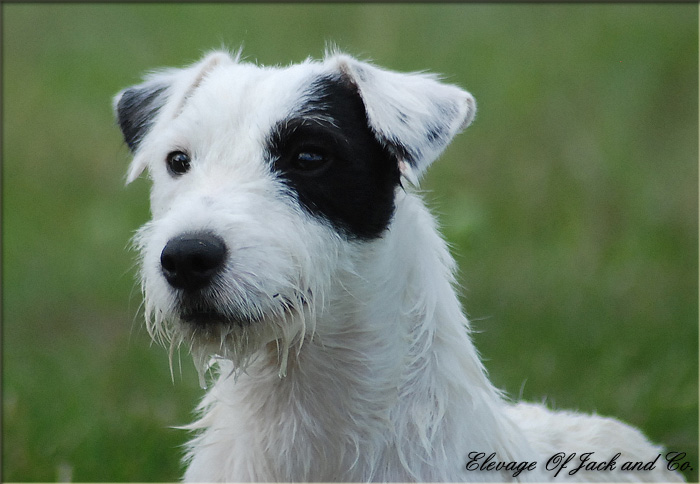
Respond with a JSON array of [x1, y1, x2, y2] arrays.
[[299, 114, 338, 128]]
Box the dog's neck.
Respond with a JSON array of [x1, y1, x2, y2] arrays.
[[186, 191, 537, 481], [314, 191, 536, 479]]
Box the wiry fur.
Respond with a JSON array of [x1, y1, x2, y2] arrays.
[[115, 49, 683, 482]]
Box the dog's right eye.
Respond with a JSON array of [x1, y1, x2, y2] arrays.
[[166, 151, 191, 176], [291, 150, 330, 173]]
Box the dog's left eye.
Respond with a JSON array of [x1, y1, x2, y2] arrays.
[[166, 151, 191, 176], [291, 151, 330, 173]]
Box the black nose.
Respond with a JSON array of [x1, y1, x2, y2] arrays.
[[160, 232, 227, 291]]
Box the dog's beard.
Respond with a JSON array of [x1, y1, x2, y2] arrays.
[[143, 281, 315, 388]]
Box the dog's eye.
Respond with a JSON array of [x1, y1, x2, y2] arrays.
[[291, 151, 329, 173], [166, 151, 191, 176]]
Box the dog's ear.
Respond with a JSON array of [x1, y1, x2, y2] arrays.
[[113, 81, 168, 153], [329, 54, 476, 184], [113, 51, 233, 183]]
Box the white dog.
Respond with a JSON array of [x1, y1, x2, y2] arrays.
[[114, 49, 683, 482]]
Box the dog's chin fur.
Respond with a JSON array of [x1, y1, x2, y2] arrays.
[[169, 310, 310, 387], [140, 258, 322, 386]]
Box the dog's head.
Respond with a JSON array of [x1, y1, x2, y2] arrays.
[[114, 50, 475, 378]]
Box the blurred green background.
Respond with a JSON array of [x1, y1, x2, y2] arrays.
[[3, 4, 697, 482]]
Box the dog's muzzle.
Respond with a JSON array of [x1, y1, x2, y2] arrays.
[[159, 230, 305, 328]]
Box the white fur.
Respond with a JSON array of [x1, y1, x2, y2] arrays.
[[116, 50, 683, 482]]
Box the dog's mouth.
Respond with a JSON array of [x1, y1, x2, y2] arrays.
[[175, 293, 261, 328], [175, 291, 307, 328]]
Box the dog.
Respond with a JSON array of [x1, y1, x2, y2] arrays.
[[114, 49, 683, 482]]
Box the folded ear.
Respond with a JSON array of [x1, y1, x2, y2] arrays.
[[329, 54, 476, 183], [113, 51, 234, 183]]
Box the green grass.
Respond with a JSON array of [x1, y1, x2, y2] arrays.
[[3, 4, 697, 482]]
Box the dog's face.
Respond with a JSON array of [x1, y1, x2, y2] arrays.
[[115, 50, 475, 375]]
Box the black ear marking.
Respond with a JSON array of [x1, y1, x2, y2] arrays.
[[115, 84, 168, 152]]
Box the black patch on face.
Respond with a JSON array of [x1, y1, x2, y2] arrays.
[[116, 84, 167, 151], [267, 75, 400, 240]]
